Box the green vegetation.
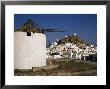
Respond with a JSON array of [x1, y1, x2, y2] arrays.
[[14, 60, 97, 76]]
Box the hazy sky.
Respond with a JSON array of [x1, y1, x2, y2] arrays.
[[14, 14, 97, 46]]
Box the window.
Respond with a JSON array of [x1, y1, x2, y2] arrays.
[[27, 32, 31, 36]]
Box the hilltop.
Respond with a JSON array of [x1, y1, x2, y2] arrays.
[[48, 34, 89, 48]]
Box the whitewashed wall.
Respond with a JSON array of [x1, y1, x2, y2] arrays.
[[14, 32, 46, 69]]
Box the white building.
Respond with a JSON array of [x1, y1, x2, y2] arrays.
[[46, 36, 97, 61], [14, 32, 46, 69], [47, 42, 82, 60]]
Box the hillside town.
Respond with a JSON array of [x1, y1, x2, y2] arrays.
[[14, 19, 97, 76], [46, 33, 97, 62]]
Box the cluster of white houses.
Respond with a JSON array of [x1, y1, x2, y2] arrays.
[[14, 32, 97, 69], [46, 38, 97, 61]]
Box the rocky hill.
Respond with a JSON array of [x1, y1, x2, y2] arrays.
[[56, 34, 89, 46]]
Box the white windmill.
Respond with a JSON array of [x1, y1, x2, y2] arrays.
[[14, 19, 65, 69]]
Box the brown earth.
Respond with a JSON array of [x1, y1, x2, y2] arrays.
[[14, 59, 97, 76]]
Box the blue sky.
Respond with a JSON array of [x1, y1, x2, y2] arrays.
[[14, 14, 97, 46]]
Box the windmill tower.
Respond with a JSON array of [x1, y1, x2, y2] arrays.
[[14, 19, 65, 69]]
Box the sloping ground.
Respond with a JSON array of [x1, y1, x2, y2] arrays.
[[49, 70, 96, 76], [14, 59, 97, 76]]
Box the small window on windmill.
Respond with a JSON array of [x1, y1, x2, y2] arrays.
[[27, 32, 31, 36]]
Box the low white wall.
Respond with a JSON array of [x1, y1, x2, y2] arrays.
[[14, 32, 46, 69]]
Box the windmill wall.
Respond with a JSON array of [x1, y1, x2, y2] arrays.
[[14, 32, 46, 69]]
